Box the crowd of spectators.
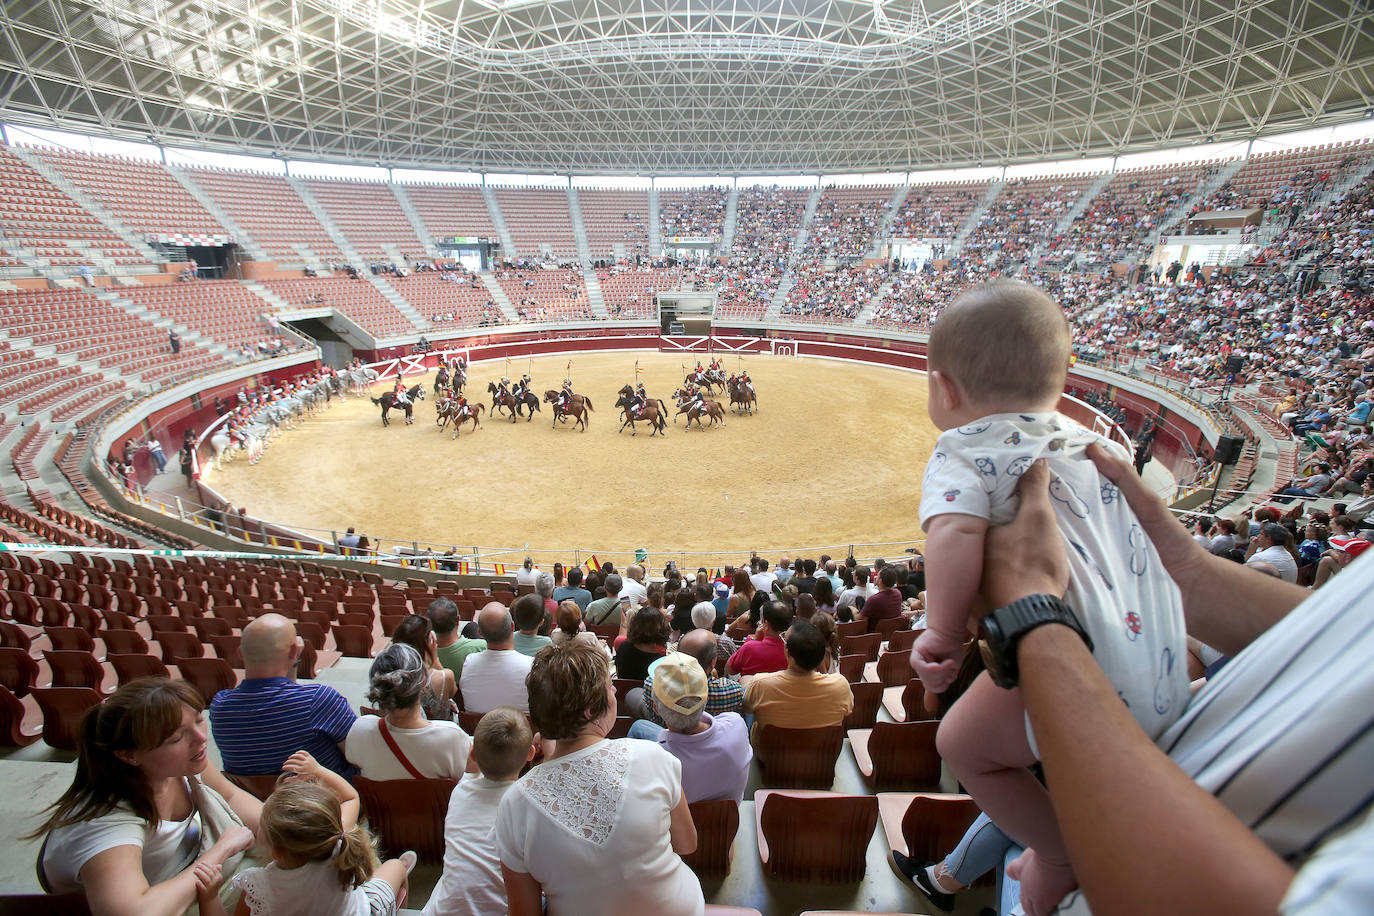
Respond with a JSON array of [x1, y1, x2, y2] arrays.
[[729, 186, 807, 261], [886, 183, 984, 240], [781, 260, 890, 321], [1053, 166, 1207, 266], [806, 191, 890, 260], [660, 187, 727, 239], [960, 176, 1089, 264]]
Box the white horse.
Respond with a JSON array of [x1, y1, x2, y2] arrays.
[[208, 432, 234, 470]]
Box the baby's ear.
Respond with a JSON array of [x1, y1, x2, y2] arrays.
[[929, 370, 963, 411]]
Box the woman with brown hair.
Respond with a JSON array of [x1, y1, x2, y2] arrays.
[[724, 568, 761, 630], [614, 606, 671, 680], [33, 678, 261, 915], [389, 615, 457, 721], [494, 643, 701, 916]]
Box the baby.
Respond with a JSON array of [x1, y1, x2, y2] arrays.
[[912, 280, 1188, 915]]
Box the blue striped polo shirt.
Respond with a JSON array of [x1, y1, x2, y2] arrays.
[[209, 677, 357, 777]]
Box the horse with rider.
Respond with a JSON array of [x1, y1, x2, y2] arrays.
[[615, 383, 667, 437], [543, 380, 593, 431], [671, 384, 726, 430], [728, 371, 758, 415]]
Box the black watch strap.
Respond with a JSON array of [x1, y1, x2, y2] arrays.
[[981, 594, 1092, 689]]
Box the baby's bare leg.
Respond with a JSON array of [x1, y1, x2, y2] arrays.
[[937, 671, 1076, 915]]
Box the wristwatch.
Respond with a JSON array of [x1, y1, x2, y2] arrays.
[[979, 594, 1093, 689]]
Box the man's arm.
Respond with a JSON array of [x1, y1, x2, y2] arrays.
[[984, 460, 1295, 915]]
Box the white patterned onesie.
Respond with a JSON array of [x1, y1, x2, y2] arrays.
[[920, 411, 1188, 741]]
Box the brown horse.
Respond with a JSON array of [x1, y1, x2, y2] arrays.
[[614, 389, 667, 437], [671, 387, 726, 430], [543, 389, 593, 431], [684, 371, 723, 394], [728, 377, 757, 415], [451, 403, 484, 439]]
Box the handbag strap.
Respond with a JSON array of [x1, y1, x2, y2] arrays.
[[378, 718, 426, 779]]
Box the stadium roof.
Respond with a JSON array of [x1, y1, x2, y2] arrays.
[[2, 0, 1372, 175]]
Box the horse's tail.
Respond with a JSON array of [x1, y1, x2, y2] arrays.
[[370, 396, 382, 405], [475, 404, 485, 414], [583, 396, 593, 411]]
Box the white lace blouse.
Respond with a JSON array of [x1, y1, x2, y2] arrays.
[[494, 738, 704, 916]]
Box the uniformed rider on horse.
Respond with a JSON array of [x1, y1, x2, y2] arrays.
[[557, 377, 575, 414], [685, 381, 705, 415], [737, 371, 754, 397], [497, 375, 512, 404], [629, 381, 650, 417], [392, 373, 411, 407], [513, 374, 532, 403]]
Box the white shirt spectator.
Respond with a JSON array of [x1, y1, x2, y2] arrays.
[[460, 649, 533, 714], [835, 582, 876, 615], [422, 775, 515, 916], [515, 565, 540, 588], [1247, 545, 1299, 582], [621, 576, 649, 610], [344, 716, 471, 780], [749, 569, 778, 595]]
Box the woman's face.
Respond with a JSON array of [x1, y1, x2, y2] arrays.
[[130, 705, 209, 780]]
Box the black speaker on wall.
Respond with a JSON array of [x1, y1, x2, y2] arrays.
[[1215, 434, 1244, 465], [1225, 354, 1245, 375]]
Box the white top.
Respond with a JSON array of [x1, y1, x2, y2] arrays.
[[345, 715, 472, 780], [233, 859, 372, 916], [1057, 552, 1374, 916], [42, 778, 201, 894], [921, 412, 1189, 741], [494, 739, 703, 916], [835, 582, 876, 614], [749, 570, 778, 595], [515, 566, 540, 587], [422, 776, 514, 916], [1282, 805, 1374, 915], [1247, 544, 1299, 582], [621, 577, 649, 609], [459, 649, 533, 714]]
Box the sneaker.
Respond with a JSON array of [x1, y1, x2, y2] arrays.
[[889, 850, 956, 913], [398, 850, 418, 875]]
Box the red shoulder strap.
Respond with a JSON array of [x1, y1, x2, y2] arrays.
[[377, 718, 426, 779]]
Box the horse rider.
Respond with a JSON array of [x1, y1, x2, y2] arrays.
[[392, 376, 411, 407], [709, 357, 722, 373], [513, 374, 532, 402], [738, 371, 754, 397], [631, 381, 649, 417], [497, 375, 512, 404], [557, 377, 575, 413], [436, 364, 451, 390], [685, 381, 705, 416], [454, 393, 470, 421]]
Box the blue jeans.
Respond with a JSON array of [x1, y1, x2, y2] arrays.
[[942, 813, 1023, 916], [627, 719, 663, 741]]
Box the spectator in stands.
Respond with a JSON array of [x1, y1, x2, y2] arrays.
[[178, 441, 194, 487], [515, 557, 539, 588], [829, 563, 873, 620], [726, 568, 765, 627], [494, 642, 702, 916], [1277, 462, 1335, 502], [423, 708, 535, 916], [459, 603, 533, 714], [428, 596, 485, 683], [339, 527, 360, 554], [615, 606, 670, 681], [346, 643, 470, 780], [512, 593, 552, 658], [1207, 518, 1238, 555], [630, 651, 752, 805], [584, 573, 626, 627], [34, 678, 260, 913], [389, 615, 458, 721], [859, 564, 904, 625], [168, 330, 181, 355], [774, 557, 794, 584], [622, 564, 649, 609], [1245, 522, 1299, 582], [550, 600, 607, 653], [552, 566, 591, 612], [749, 556, 778, 594], [535, 571, 557, 620], [628, 625, 744, 730], [742, 618, 853, 748], [726, 600, 793, 676], [233, 750, 412, 915], [210, 613, 357, 777]]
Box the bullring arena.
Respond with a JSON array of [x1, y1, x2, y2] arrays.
[[208, 352, 941, 571], [1, 1, 1373, 914]]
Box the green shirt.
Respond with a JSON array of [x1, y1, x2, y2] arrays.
[[436, 636, 486, 681], [513, 632, 553, 658], [584, 596, 624, 627]]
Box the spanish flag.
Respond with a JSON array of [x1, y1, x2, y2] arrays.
[[493, 563, 507, 575], [583, 554, 599, 571], [457, 561, 470, 575]]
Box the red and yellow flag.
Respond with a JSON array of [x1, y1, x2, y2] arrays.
[[583, 554, 599, 571], [493, 563, 507, 575]]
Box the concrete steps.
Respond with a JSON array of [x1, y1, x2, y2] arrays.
[[391, 184, 440, 259], [479, 272, 520, 322], [481, 187, 516, 258], [866, 185, 910, 258], [582, 268, 609, 318], [287, 178, 364, 269], [948, 179, 1005, 257], [721, 187, 740, 253], [165, 166, 270, 262], [647, 188, 662, 254], [568, 188, 592, 263], [790, 187, 824, 262]]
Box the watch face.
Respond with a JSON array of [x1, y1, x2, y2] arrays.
[[976, 638, 995, 676]]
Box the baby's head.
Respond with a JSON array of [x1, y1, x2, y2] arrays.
[[927, 280, 1070, 428], [473, 706, 535, 781]]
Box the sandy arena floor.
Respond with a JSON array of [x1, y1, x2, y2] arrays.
[[206, 351, 939, 571]]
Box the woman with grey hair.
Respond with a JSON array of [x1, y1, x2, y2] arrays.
[[535, 570, 557, 631], [344, 643, 472, 780]]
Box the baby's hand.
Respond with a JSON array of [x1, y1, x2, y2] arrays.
[[911, 629, 964, 693], [191, 860, 223, 895], [282, 750, 322, 780]]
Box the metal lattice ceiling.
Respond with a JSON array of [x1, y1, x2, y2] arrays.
[[1, 0, 1372, 175]]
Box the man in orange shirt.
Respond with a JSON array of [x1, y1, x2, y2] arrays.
[[742, 619, 853, 752]]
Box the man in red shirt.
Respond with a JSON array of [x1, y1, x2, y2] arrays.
[[726, 601, 793, 676], [859, 565, 904, 626]]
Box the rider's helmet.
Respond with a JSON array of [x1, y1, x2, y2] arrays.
[[521, 374, 531, 385], [500, 376, 510, 386]]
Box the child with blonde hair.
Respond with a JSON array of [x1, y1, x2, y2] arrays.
[[210, 750, 415, 916]]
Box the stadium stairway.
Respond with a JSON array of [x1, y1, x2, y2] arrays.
[[95, 288, 233, 363], [854, 277, 895, 326], [362, 275, 428, 336], [789, 187, 825, 261], [647, 187, 662, 252], [6, 146, 164, 274], [1153, 158, 1247, 238], [567, 188, 593, 263], [761, 276, 795, 322], [165, 167, 272, 263], [288, 178, 366, 267], [867, 185, 910, 259], [478, 273, 521, 322], [389, 185, 441, 261], [947, 179, 1005, 257], [581, 269, 610, 318], [721, 187, 740, 252], [480, 186, 517, 257]]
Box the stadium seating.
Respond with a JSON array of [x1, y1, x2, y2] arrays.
[[181, 167, 346, 264], [400, 184, 496, 239], [492, 188, 578, 259], [303, 179, 427, 261], [578, 189, 651, 260]]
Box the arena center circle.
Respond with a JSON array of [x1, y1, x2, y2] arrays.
[[207, 350, 940, 570]]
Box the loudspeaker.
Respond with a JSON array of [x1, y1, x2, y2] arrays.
[[1225, 354, 1245, 375], [1215, 434, 1244, 465]]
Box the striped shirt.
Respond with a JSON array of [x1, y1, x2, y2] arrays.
[[639, 671, 744, 727], [209, 677, 357, 777], [1061, 554, 1374, 915]]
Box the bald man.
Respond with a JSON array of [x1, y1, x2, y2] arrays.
[[458, 603, 533, 714], [208, 612, 357, 776]]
